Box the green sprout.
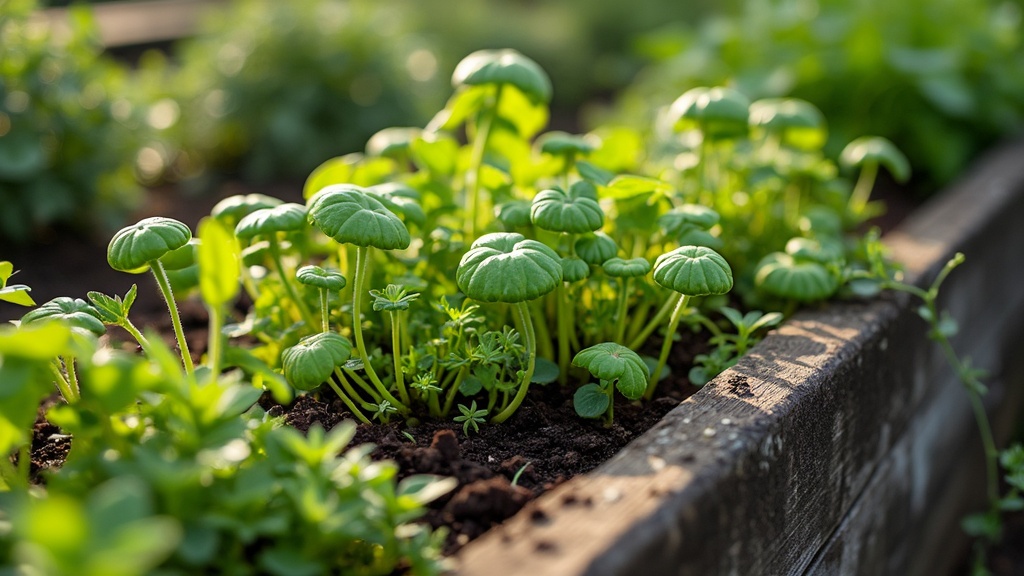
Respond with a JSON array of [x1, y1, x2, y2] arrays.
[[453, 401, 488, 436]]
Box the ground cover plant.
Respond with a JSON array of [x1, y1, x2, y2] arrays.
[[1, 49, 933, 573]]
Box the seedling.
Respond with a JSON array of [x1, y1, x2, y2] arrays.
[[0, 262, 35, 306], [107, 217, 195, 373], [841, 136, 911, 218], [572, 342, 649, 424], [296, 265, 346, 333], [454, 401, 488, 436]]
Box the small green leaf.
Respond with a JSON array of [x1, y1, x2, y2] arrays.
[[531, 357, 559, 385], [576, 160, 615, 186], [573, 383, 609, 419], [198, 217, 241, 307], [603, 175, 673, 200]]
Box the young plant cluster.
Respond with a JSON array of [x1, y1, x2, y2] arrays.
[[146, 50, 904, 426], [1, 249, 452, 575], [1, 48, 914, 574]]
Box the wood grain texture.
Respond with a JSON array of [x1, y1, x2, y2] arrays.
[[455, 142, 1024, 576]]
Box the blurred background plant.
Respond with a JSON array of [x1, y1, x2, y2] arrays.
[[598, 0, 1024, 190], [5, 0, 1024, 243], [0, 0, 149, 242]]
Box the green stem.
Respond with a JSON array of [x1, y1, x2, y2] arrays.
[[529, 299, 554, 360], [62, 355, 80, 401], [49, 361, 75, 403], [328, 369, 371, 424], [120, 319, 154, 357], [849, 161, 878, 217], [150, 259, 194, 374], [352, 246, 407, 412], [441, 365, 469, 417], [207, 305, 224, 376], [614, 278, 632, 344], [628, 292, 682, 351], [556, 283, 570, 385], [390, 311, 411, 406], [319, 288, 330, 333], [492, 302, 536, 423], [465, 84, 503, 240], [268, 238, 317, 330], [646, 295, 689, 399], [343, 367, 382, 403]]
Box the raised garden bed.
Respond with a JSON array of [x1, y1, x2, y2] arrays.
[[453, 140, 1024, 575]]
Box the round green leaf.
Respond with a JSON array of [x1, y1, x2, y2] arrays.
[[840, 136, 911, 183], [108, 217, 192, 273], [296, 265, 346, 291], [496, 200, 533, 228], [281, 332, 353, 391], [784, 237, 843, 264], [159, 239, 198, 271], [658, 204, 720, 237], [749, 98, 827, 150], [573, 383, 610, 419], [234, 203, 307, 240], [452, 49, 552, 103], [754, 253, 839, 302], [653, 246, 734, 296], [574, 232, 618, 265], [307, 184, 410, 250], [210, 194, 283, 226], [536, 131, 598, 157], [602, 257, 651, 278], [365, 127, 422, 158], [366, 183, 426, 226], [197, 217, 241, 307], [531, 187, 604, 234], [457, 232, 562, 303], [531, 357, 560, 384], [668, 87, 751, 139], [21, 297, 105, 337], [561, 257, 590, 283], [572, 342, 649, 400]]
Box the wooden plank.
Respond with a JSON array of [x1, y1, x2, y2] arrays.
[[454, 142, 1024, 575], [37, 0, 219, 47]]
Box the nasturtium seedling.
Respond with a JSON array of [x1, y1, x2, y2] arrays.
[[296, 265, 346, 333], [210, 193, 283, 227], [749, 97, 827, 151], [574, 232, 619, 266], [235, 203, 317, 329], [108, 217, 195, 373], [365, 126, 422, 159], [572, 343, 649, 423], [281, 332, 353, 391], [754, 252, 839, 302], [603, 256, 652, 342], [648, 246, 734, 396], [530, 186, 604, 234], [841, 136, 911, 216], [667, 86, 751, 140], [457, 232, 562, 423], [307, 183, 411, 412], [496, 200, 533, 229], [452, 49, 552, 105], [561, 257, 590, 283]]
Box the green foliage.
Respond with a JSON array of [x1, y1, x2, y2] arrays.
[[612, 0, 1024, 189], [0, 0, 147, 241], [160, 0, 448, 183]]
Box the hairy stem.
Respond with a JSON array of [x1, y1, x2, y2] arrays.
[[150, 259, 194, 374], [352, 246, 407, 412], [390, 311, 410, 406], [646, 295, 690, 399]]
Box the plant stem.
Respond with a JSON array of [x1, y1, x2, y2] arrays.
[[646, 294, 690, 399], [492, 301, 536, 423], [389, 311, 411, 406], [628, 292, 681, 351], [61, 356, 80, 401], [849, 161, 878, 216], [614, 277, 632, 343], [319, 288, 330, 333], [441, 365, 469, 417], [150, 259, 194, 374], [267, 238, 317, 329], [207, 305, 224, 376], [529, 299, 554, 360], [49, 361, 75, 403], [352, 246, 407, 412], [465, 84, 503, 240], [329, 369, 371, 424], [343, 367, 381, 403], [556, 282, 570, 385], [120, 319, 153, 357]]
